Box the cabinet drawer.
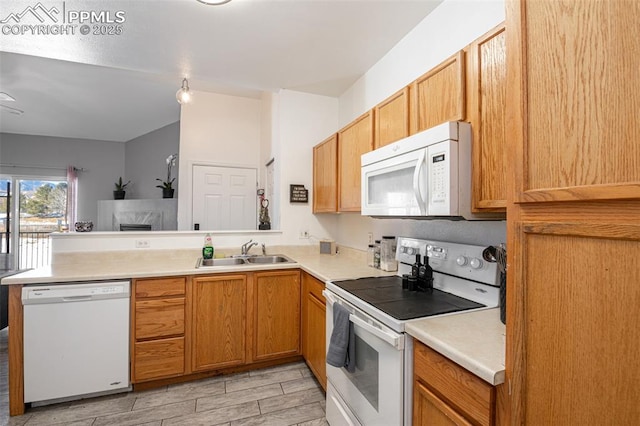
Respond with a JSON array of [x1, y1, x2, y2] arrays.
[[306, 274, 325, 303], [414, 342, 494, 425], [135, 277, 185, 298], [134, 337, 185, 382], [135, 297, 185, 340]]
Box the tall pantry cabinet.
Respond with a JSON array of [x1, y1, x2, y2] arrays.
[[505, 0, 640, 424]]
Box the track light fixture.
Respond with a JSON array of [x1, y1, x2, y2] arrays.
[[176, 78, 192, 105]]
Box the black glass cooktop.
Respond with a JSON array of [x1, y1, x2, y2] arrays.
[[332, 276, 484, 320]]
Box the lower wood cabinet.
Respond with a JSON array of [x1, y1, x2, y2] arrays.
[[253, 270, 301, 361], [132, 276, 188, 383], [301, 271, 326, 389], [131, 270, 306, 385], [413, 341, 495, 426], [192, 274, 247, 371]]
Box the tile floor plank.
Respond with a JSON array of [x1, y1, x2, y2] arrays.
[[196, 383, 283, 413], [258, 388, 326, 415], [92, 400, 195, 426], [225, 370, 303, 393], [231, 402, 326, 426], [162, 400, 260, 426]]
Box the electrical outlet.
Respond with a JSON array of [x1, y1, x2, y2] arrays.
[[368, 232, 373, 244], [135, 240, 150, 248], [299, 230, 310, 239]]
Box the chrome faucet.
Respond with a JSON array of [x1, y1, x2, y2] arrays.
[[241, 239, 259, 255]]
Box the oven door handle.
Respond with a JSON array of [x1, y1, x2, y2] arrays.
[[349, 314, 405, 350]]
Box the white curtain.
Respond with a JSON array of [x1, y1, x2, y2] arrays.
[[66, 166, 78, 227]]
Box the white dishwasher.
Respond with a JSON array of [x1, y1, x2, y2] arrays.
[[22, 281, 131, 404]]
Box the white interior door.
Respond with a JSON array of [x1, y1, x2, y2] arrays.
[[192, 165, 257, 230]]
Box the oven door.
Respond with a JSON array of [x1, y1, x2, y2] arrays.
[[323, 289, 405, 426]]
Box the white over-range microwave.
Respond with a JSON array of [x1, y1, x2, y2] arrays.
[[361, 121, 501, 220]]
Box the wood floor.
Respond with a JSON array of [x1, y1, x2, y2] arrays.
[[0, 328, 328, 426]]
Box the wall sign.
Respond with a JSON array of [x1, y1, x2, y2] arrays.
[[290, 184, 308, 203]]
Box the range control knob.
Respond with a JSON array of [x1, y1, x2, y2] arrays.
[[470, 258, 483, 269], [456, 256, 468, 266], [405, 247, 416, 256]]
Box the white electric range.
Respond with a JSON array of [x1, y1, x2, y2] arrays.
[[324, 237, 500, 426]]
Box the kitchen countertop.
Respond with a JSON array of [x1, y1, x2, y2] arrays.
[[0, 245, 394, 285], [405, 308, 506, 385]]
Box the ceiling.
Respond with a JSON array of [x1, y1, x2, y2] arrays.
[[0, 0, 442, 142]]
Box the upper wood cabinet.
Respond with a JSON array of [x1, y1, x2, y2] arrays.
[[253, 270, 301, 361], [411, 51, 466, 134], [466, 23, 507, 212], [509, 0, 640, 203], [338, 110, 374, 212], [313, 134, 338, 213], [374, 87, 410, 149], [191, 274, 247, 371]]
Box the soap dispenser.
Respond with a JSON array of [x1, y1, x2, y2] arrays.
[[202, 233, 214, 260]]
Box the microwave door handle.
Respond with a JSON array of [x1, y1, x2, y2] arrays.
[[413, 150, 426, 215]]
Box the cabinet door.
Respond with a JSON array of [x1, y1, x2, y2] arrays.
[[313, 134, 338, 213], [301, 272, 326, 389], [466, 24, 507, 212], [374, 87, 410, 149], [508, 222, 640, 424], [192, 274, 247, 371], [508, 0, 640, 203], [338, 110, 374, 212], [253, 270, 301, 361], [414, 380, 472, 426], [411, 51, 465, 134]]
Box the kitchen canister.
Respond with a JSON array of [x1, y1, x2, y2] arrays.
[[380, 236, 398, 271]]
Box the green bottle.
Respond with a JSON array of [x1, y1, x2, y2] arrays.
[[202, 233, 214, 259]]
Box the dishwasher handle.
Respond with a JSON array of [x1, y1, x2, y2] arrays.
[[62, 296, 93, 302]]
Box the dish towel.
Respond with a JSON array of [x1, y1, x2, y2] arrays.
[[326, 303, 356, 373]]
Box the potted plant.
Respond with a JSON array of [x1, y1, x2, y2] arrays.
[[114, 177, 130, 199], [156, 154, 177, 198]]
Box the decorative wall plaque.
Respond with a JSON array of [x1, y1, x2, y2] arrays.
[[290, 184, 308, 203]]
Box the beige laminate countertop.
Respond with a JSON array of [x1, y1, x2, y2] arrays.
[[405, 308, 506, 385], [0, 246, 394, 285]]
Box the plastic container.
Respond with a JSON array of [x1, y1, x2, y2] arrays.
[[380, 236, 398, 271], [202, 233, 214, 259], [373, 240, 381, 269], [367, 244, 375, 267]]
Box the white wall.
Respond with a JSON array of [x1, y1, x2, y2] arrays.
[[334, 0, 507, 250], [339, 0, 505, 126], [273, 89, 339, 244], [125, 121, 180, 200], [0, 132, 125, 224], [177, 91, 262, 230]]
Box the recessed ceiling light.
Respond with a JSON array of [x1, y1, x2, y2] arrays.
[[196, 0, 232, 5], [0, 92, 16, 102], [0, 104, 24, 115]]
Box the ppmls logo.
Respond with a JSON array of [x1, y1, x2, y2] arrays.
[[1, 2, 126, 36]]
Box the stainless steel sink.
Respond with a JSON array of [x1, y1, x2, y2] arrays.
[[245, 255, 294, 264], [196, 254, 295, 268], [198, 257, 247, 267]]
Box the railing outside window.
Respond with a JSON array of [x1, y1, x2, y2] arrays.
[[18, 231, 52, 270]]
